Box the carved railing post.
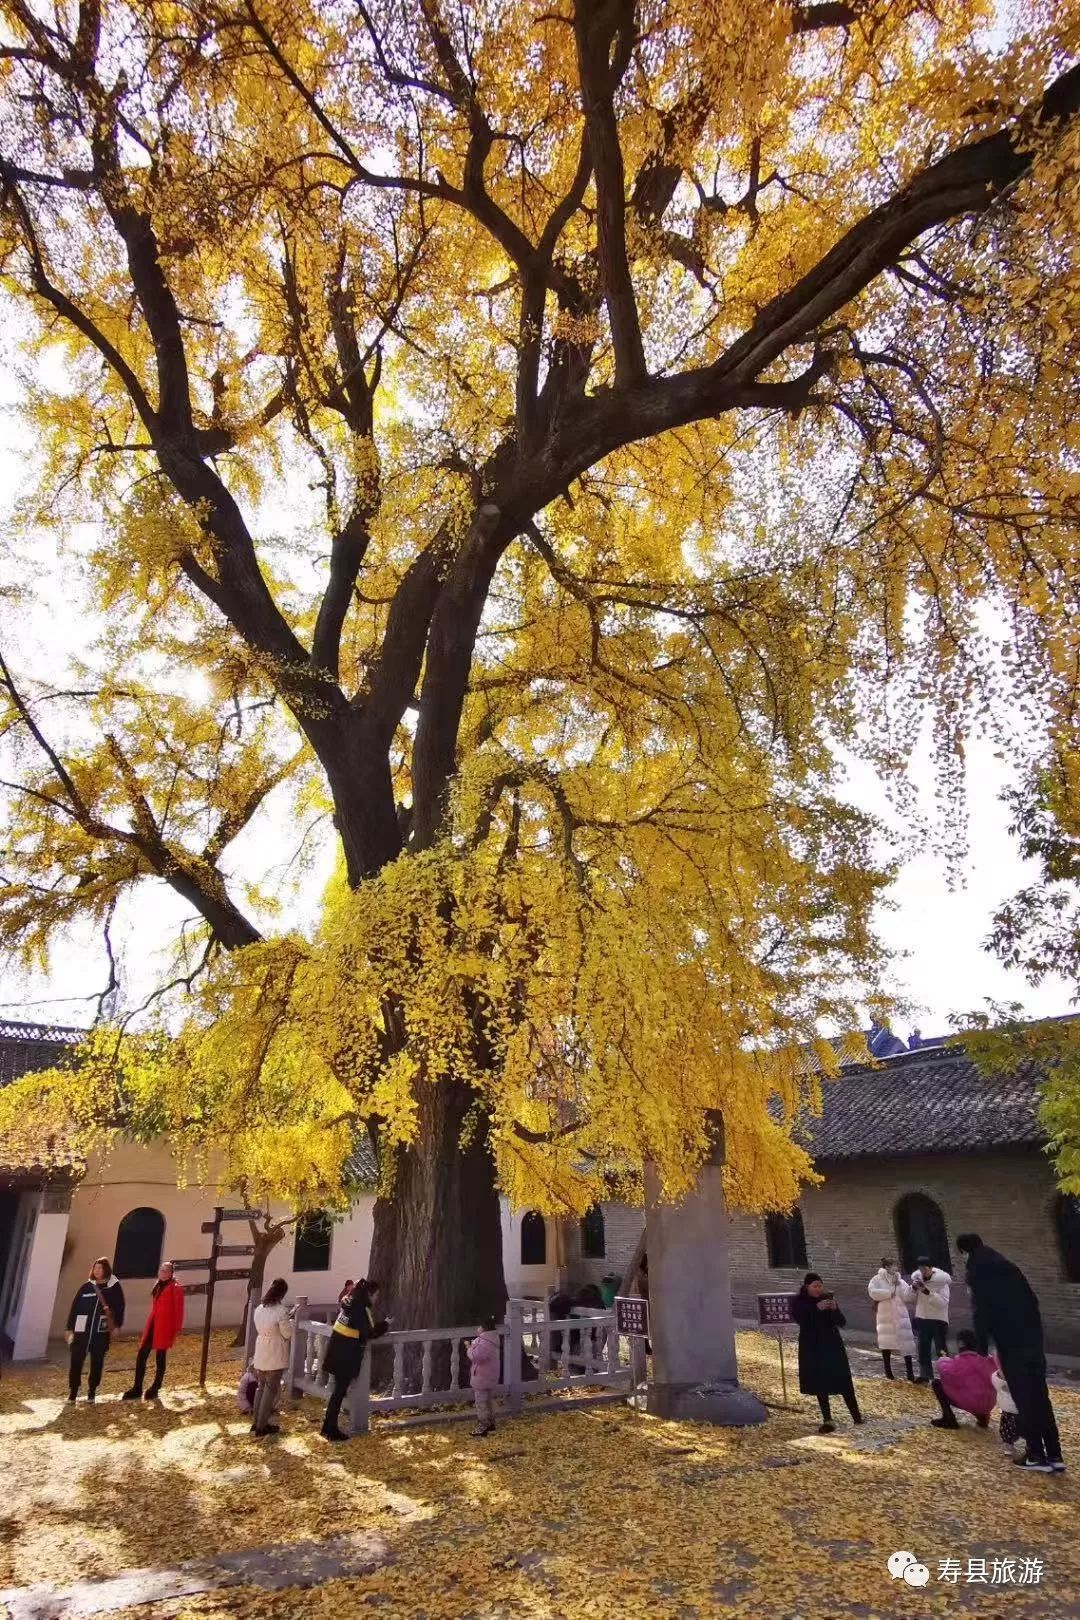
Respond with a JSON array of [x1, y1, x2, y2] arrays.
[[506, 1299, 525, 1415], [348, 1347, 372, 1436]]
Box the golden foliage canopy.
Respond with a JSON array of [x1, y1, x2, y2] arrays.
[[0, 0, 1078, 1222]]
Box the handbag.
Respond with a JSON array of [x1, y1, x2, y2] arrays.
[[237, 1365, 259, 1412], [95, 1284, 117, 1335]]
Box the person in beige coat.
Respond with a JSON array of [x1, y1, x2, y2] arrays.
[[251, 1278, 295, 1438]]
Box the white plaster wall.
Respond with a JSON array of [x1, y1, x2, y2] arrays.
[[502, 1204, 559, 1297], [52, 1139, 376, 1336], [49, 1136, 557, 1338], [11, 1201, 70, 1359]]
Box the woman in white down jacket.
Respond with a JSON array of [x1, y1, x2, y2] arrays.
[[868, 1258, 916, 1381]]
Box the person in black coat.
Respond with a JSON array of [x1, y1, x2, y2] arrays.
[[956, 1234, 1064, 1473], [320, 1278, 389, 1442], [65, 1257, 125, 1403], [792, 1272, 864, 1434]]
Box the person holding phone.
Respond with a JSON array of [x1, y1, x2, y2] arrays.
[[868, 1258, 916, 1381], [65, 1257, 126, 1403], [792, 1272, 864, 1434], [320, 1278, 389, 1442], [908, 1256, 951, 1382]]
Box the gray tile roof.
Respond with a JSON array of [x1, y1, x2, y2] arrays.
[[342, 1139, 378, 1187], [0, 1019, 84, 1089], [797, 1042, 1048, 1161], [1, 1020, 380, 1190]]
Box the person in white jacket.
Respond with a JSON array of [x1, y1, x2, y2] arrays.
[[868, 1259, 916, 1381], [909, 1256, 951, 1382], [251, 1278, 295, 1438]]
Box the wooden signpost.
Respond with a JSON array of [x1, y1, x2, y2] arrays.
[[757, 1292, 799, 1408], [174, 1206, 254, 1385], [614, 1295, 650, 1411]]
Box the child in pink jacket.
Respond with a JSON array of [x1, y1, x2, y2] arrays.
[[467, 1315, 501, 1437], [930, 1329, 996, 1429]]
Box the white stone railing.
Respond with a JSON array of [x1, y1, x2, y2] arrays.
[[287, 1297, 639, 1434]]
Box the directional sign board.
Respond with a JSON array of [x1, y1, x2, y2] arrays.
[[216, 1244, 255, 1257], [221, 1209, 251, 1221], [200, 1220, 217, 1234], [213, 1267, 252, 1283], [614, 1295, 650, 1338], [171, 1258, 211, 1272]]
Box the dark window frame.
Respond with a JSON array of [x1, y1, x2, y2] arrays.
[[580, 1205, 606, 1260], [114, 1207, 165, 1279], [520, 1210, 547, 1267], [764, 1208, 808, 1269], [292, 1211, 333, 1273]]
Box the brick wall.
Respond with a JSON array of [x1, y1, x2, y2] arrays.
[[563, 1202, 644, 1290], [564, 1148, 1080, 1355]]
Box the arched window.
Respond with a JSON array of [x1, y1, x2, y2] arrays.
[[581, 1206, 606, 1260], [1055, 1194, 1080, 1284], [520, 1210, 547, 1267], [895, 1193, 950, 1275], [293, 1211, 333, 1272], [114, 1207, 165, 1279], [765, 1208, 808, 1269]]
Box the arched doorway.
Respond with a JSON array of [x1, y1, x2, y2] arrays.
[[114, 1206, 166, 1279], [894, 1192, 950, 1274], [1054, 1193, 1080, 1284], [520, 1211, 547, 1267]]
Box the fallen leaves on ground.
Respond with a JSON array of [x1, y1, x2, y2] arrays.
[[1, 1331, 1078, 1619]]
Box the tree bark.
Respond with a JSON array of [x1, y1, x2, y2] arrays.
[[231, 1225, 286, 1347], [367, 1078, 506, 1333]]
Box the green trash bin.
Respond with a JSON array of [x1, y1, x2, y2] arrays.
[[600, 1274, 620, 1308]]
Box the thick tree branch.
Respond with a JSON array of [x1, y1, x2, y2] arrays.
[[0, 654, 261, 949], [550, 62, 1080, 475], [573, 0, 645, 385], [410, 501, 512, 847]]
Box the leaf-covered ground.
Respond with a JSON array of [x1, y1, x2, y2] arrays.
[[1, 1331, 1078, 1619]]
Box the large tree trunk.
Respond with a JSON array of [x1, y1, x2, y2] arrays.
[[231, 1225, 286, 1347], [368, 1078, 506, 1332]]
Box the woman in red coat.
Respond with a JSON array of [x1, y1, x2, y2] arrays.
[[123, 1261, 184, 1401]]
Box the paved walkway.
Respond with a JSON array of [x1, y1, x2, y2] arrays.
[[0, 1531, 390, 1620]]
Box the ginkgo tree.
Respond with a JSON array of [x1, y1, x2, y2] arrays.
[[0, 0, 1077, 1328]]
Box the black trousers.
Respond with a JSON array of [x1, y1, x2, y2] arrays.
[[69, 1334, 109, 1398], [882, 1350, 914, 1380], [997, 1346, 1062, 1464], [915, 1318, 947, 1377], [817, 1375, 861, 1424], [322, 1342, 366, 1435], [131, 1343, 168, 1394]]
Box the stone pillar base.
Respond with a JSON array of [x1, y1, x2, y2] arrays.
[[647, 1378, 768, 1427]]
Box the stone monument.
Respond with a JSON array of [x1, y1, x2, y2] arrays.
[[645, 1112, 768, 1425]]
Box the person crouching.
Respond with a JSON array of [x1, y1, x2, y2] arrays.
[[930, 1329, 995, 1430]]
